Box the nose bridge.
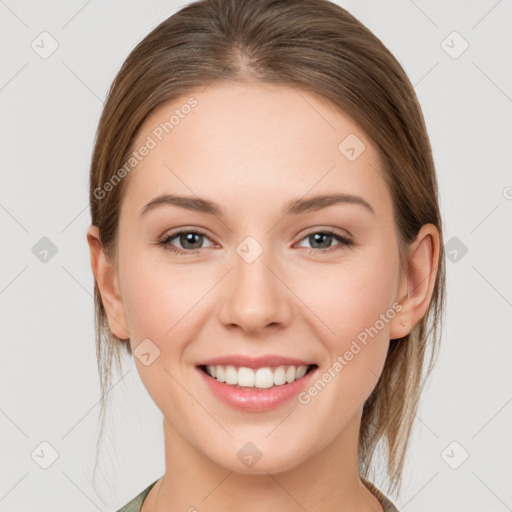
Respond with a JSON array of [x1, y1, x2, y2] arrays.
[[237, 241, 274, 287], [218, 233, 292, 332], [233, 234, 279, 303]]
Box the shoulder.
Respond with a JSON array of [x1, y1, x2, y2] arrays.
[[360, 477, 400, 512], [114, 480, 159, 512]]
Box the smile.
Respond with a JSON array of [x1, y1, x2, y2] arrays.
[[200, 364, 317, 389], [196, 362, 319, 412]]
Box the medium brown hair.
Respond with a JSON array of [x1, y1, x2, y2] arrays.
[[89, 0, 446, 497]]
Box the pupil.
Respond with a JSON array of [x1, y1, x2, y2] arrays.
[[311, 233, 331, 249], [182, 232, 202, 249], [178, 233, 333, 250]]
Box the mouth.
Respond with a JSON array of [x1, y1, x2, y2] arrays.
[[195, 361, 319, 412], [197, 363, 319, 390]]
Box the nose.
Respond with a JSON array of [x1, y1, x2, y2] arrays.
[[218, 242, 294, 336]]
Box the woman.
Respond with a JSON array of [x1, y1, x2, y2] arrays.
[[87, 0, 445, 510]]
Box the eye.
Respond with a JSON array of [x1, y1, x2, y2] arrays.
[[296, 230, 353, 253], [157, 229, 214, 255], [156, 228, 353, 256]]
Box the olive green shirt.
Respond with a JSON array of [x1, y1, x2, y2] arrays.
[[115, 477, 399, 511]]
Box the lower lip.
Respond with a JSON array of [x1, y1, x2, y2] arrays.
[[196, 366, 318, 412]]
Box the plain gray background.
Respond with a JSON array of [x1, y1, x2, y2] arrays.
[[1, 1, 511, 511]]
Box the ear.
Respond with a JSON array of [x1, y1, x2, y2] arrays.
[[389, 223, 440, 340], [86, 224, 130, 340]]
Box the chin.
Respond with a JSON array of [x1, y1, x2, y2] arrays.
[[206, 442, 307, 476]]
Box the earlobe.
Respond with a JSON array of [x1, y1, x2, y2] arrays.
[[390, 223, 440, 339], [86, 224, 130, 340]]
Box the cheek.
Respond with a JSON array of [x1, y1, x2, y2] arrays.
[[294, 246, 399, 370], [305, 255, 397, 328], [119, 246, 208, 341], [117, 250, 204, 411], [293, 256, 398, 427], [121, 271, 174, 341]]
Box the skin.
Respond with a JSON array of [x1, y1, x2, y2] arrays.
[[87, 81, 439, 512]]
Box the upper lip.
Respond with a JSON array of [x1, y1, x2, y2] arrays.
[[196, 354, 317, 369]]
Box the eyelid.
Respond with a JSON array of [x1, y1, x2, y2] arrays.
[[158, 227, 215, 248], [160, 226, 214, 241], [294, 228, 353, 252], [157, 226, 354, 257], [160, 225, 352, 242], [298, 225, 353, 240]]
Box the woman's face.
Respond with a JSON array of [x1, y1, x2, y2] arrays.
[[104, 82, 409, 473]]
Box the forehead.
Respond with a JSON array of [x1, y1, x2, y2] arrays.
[[123, 81, 391, 220]]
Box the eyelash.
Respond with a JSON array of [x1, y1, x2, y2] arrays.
[[156, 228, 353, 256]]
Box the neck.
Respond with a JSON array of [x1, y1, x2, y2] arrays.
[[142, 410, 383, 512]]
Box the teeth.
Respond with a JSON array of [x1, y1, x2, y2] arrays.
[[216, 365, 225, 382], [204, 364, 311, 389], [225, 365, 236, 385], [238, 366, 255, 387], [255, 367, 274, 389]]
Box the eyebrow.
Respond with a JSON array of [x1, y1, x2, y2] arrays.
[[140, 192, 375, 217]]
